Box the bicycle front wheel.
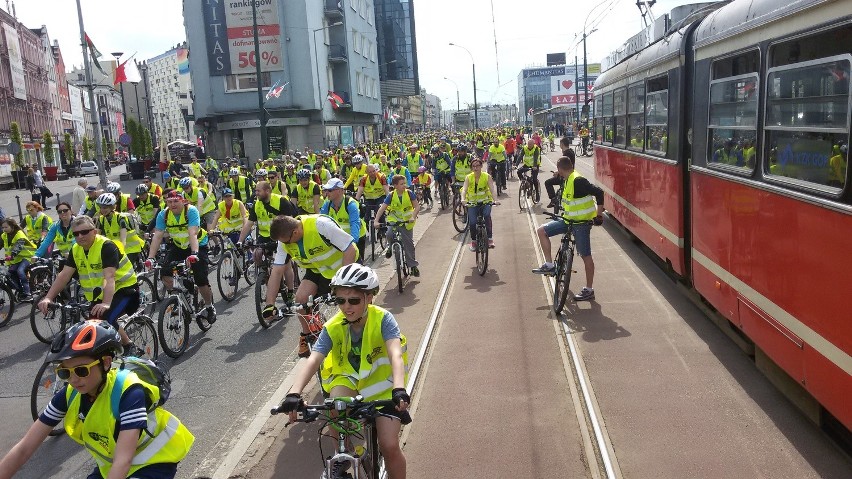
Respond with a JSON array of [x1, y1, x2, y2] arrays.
[[395, 246, 404, 293], [476, 225, 489, 276], [30, 293, 64, 344], [518, 182, 527, 210], [255, 273, 274, 329], [439, 183, 449, 210], [217, 250, 238, 301], [207, 234, 224, 266], [31, 361, 66, 436], [158, 297, 189, 358], [553, 244, 575, 314], [452, 199, 467, 233], [137, 274, 157, 317], [244, 256, 258, 286], [124, 315, 159, 360], [0, 284, 14, 327]]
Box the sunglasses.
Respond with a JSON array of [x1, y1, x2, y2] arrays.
[[334, 296, 363, 306], [72, 228, 94, 237], [57, 209, 71, 214], [55, 359, 101, 380]]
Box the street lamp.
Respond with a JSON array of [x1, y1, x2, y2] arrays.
[[443, 77, 459, 111], [313, 21, 344, 148], [448, 42, 478, 129]]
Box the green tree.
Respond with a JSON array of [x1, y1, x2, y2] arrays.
[[127, 118, 144, 159], [43, 131, 55, 165], [10, 121, 24, 169], [63, 132, 73, 165], [82, 137, 91, 162], [102, 136, 109, 159], [143, 128, 153, 158], [107, 139, 115, 158]]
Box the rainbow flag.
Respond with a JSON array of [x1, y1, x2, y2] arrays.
[[177, 48, 190, 75]]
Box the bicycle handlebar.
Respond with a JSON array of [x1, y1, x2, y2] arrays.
[[271, 395, 412, 425], [540, 211, 593, 225], [290, 293, 335, 311]]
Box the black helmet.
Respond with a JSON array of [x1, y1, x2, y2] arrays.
[[46, 320, 123, 363]]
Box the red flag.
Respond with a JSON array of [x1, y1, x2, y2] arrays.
[[114, 57, 142, 85], [327, 91, 345, 110]]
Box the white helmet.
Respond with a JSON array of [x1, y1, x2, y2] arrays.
[[106, 182, 121, 193], [256, 168, 268, 177], [229, 168, 240, 176], [96, 192, 117, 206], [330, 264, 380, 292]]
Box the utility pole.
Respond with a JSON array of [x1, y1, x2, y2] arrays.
[[583, 32, 590, 127], [76, 0, 107, 187], [574, 56, 580, 128], [251, 1, 268, 163]]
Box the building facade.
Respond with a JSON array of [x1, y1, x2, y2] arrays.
[[0, 8, 55, 176], [375, 0, 419, 137], [52, 39, 73, 141], [67, 61, 124, 156], [145, 44, 195, 145], [185, 0, 382, 160], [422, 89, 441, 130]]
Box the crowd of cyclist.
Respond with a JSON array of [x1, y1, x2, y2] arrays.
[[0, 124, 606, 479]]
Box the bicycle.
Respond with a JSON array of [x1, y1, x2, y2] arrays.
[[0, 260, 18, 327], [360, 201, 386, 263], [206, 230, 225, 266], [451, 182, 468, 233], [468, 202, 496, 276], [213, 231, 247, 301], [156, 261, 215, 358], [30, 306, 158, 437], [541, 211, 593, 314], [488, 160, 506, 196], [517, 167, 540, 210], [271, 395, 412, 479], [385, 221, 412, 293], [437, 177, 450, 210], [27, 251, 64, 295], [253, 240, 288, 326]]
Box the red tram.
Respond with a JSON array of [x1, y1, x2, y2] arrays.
[[593, 0, 852, 432]]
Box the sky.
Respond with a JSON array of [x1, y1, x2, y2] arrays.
[[8, 0, 688, 111]]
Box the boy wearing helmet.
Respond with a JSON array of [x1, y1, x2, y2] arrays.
[[281, 264, 410, 479], [135, 184, 162, 233], [343, 155, 368, 192], [106, 182, 135, 213], [414, 166, 433, 207], [293, 169, 321, 214], [0, 320, 194, 478], [226, 168, 253, 203]]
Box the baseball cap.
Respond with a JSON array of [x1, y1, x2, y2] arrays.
[[86, 185, 98, 192], [321, 178, 344, 191]]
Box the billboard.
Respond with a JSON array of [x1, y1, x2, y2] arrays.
[[2, 24, 27, 100], [547, 53, 566, 66], [202, 0, 285, 76]]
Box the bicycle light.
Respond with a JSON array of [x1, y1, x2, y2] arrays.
[[334, 400, 347, 411]]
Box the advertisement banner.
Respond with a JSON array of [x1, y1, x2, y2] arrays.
[[340, 126, 353, 147], [203, 0, 284, 76], [550, 74, 577, 105], [2, 24, 27, 100]]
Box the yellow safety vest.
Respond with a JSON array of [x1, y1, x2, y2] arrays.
[[227, 176, 251, 201], [296, 182, 319, 213], [253, 194, 286, 239], [64, 369, 194, 478], [345, 164, 368, 188], [116, 194, 132, 213], [434, 154, 451, 173], [84, 196, 98, 216], [97, 213, 143, 254], [315, 168, 331, 185], [522, 145, 539, 167], [187, 162, 203, 178], [71, 235, 136, 300], [148, 183, 163, 198], [417, 173, 432, 188], [2, 230, 35, 264], [270, 180, 287, 196], [386, 191, 415, 230], [217, 200, 245, 233], [454, 157, 471, 182], [281, 215, 351, 278], [135, 195, 161, 225], [362, 175, 387, 200], [406, 153, 421, 173], [283, 173, 299, 193], [25, 213, 53, 244], [321, 305, 408, 400], [52, 222, 75, 256], [488, 145, 506, 162], [465, 172, 493, 203], [164, 206, 208, 250], [325, 196, 366, 239], [184, 187, 216, 215], [561, 171, 597, 221]]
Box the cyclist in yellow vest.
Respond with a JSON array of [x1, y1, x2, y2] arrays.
[[320, 178, 367, 264], [186, 157, 206, 179], [533, 155, 605, 301], [34, 202, 76, 260], [280, 264, 410, 479], [415, 166, 434, 207], [356, 164, 390, 232], [1, 218, 36, 300], [313, 160, 332, 185], [405, 144, 423, 174], [579, 126, 590, 156], [145, 191, 216, 320], [95, 193, 145, 268], [134, 184, 163, 232], [267, 169, 288, 197], [373, 174, 420, 277], [0, 320, 194, 479], [268, 214, 358, 357], [80, 185, 101, 217], [163, 172, 181, 192], [36, 215, 142, 351], [226, 168, 254, 203], [282, 163, 299, 194], [462, 158, 499, 251], [24, 201, 53, 246], [487, 138, 508, 190], [518, 139, 542, 202], [106, 183, 135, 213], [293, 169, 321, 214], [343, 155, 368, 191], [209, 188, 247, 246], [179, 177, 217, 227], [828, 144, 847, 188]]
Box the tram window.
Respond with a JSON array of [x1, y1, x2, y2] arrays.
[[764, 132, 847, 190], [708, 73, 758, 170], [613, 88, 626, 147], [602, 92, 614, 144], [594, 96, 604, 143], [770, 25, 852, 68], [766, 57, 850, 130], [645, 91, 668, 156], [627, 83, 645, 150], [712, 50, 759, 79]]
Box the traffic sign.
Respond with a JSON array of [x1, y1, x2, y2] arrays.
[[119, 133, 131, 146], [5, 142, 21, 155]]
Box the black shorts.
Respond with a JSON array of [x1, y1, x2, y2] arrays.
[[302, 268, 331, 297], [162, 245, 210, 287]]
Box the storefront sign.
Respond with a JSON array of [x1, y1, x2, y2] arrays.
[[217, 117, 309, 130]]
